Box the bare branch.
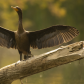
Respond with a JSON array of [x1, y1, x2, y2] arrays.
[[0, 41, 84, 84]]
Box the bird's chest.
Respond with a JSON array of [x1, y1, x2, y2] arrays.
[[15, 32, 29, 51]]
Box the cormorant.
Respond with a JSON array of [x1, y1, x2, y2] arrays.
[[0, 6, 79, 61]]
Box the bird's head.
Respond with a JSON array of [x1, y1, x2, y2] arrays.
[[11, 6, 22, 19], [11, 6, 22, 13]]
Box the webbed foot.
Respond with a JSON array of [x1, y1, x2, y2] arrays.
[[24, 54, 34, 60]]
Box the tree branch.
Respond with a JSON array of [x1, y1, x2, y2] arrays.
[[0, 41, 84, 84]]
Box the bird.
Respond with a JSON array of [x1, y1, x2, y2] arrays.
[[0, 6, 79, 61]]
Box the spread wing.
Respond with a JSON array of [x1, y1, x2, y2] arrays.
[[0, 26, 16, 48], [29, 25, 79, 49]]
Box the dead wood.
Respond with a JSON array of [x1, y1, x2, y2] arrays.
[[0, 41, 84, 84]]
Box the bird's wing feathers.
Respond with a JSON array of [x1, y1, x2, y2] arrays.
[[29, 25, 79, 49], [0, 26, 16, 48]]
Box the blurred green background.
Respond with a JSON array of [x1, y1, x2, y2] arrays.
[[0, 0, 84, 84]]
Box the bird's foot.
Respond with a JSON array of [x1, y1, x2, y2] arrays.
[[24, 54, 34, 60], [27, 54, 34, 58]]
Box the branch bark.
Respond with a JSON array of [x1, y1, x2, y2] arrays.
[[0, 41, 84, 84]]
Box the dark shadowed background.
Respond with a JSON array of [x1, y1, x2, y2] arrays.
[[0, 0, 84, 84]]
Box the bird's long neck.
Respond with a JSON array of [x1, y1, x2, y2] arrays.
[[17, 12, 24, 34]]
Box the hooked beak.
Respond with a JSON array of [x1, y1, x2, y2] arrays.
[[11, 6, 19, 11]]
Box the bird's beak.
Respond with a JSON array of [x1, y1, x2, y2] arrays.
[[11, 6, 18, 11]]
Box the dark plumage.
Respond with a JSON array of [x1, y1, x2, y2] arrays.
[[0, 6, 79, 61]]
